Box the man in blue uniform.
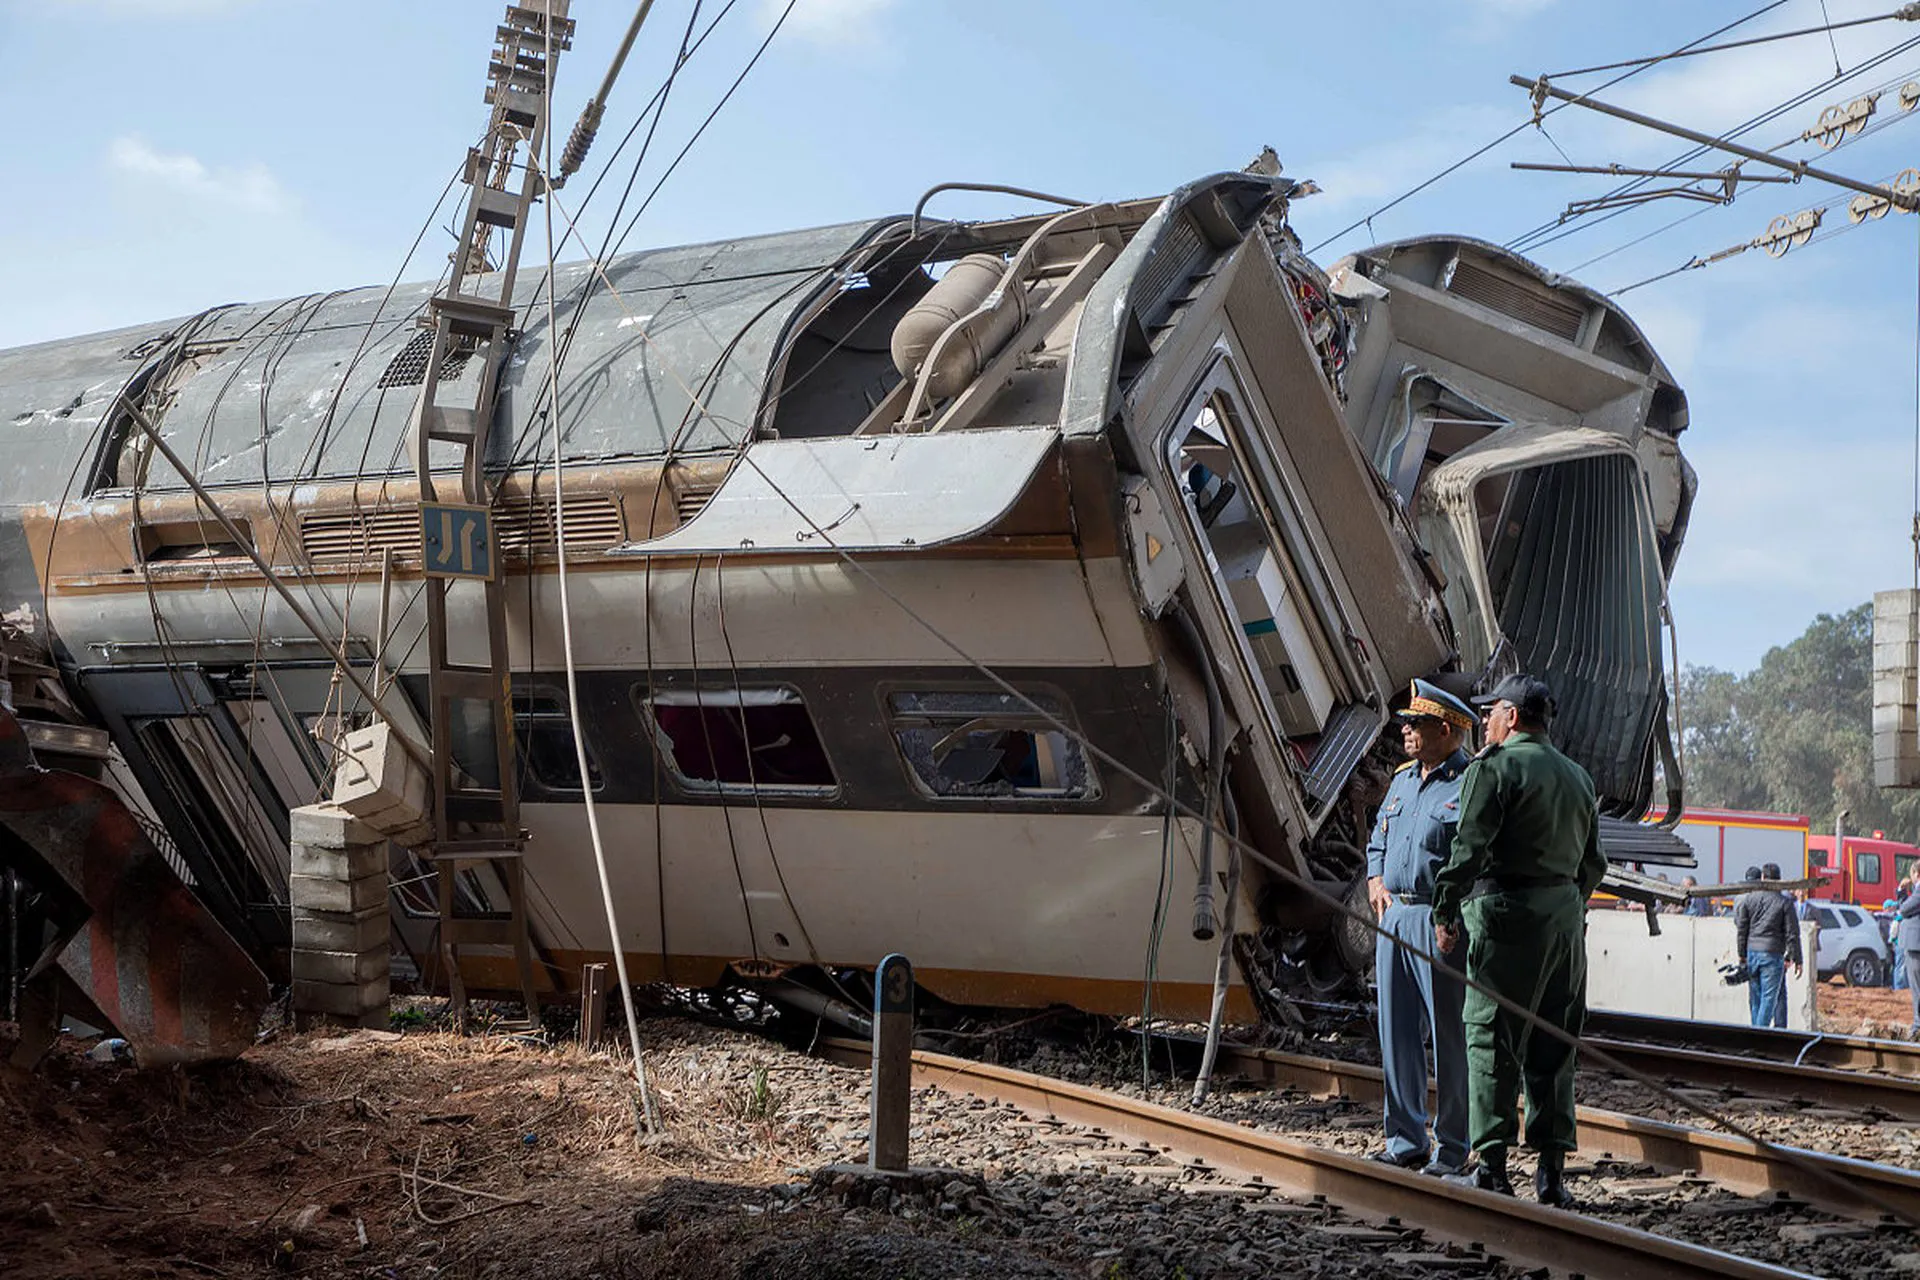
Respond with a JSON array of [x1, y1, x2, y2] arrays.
[[1366, 679, 1475, 1175]]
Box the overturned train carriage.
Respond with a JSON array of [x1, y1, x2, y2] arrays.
[[0, 172, 1692, 1044]]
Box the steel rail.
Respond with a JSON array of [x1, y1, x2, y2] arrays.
[[1217, 1043, 1920, 1222], [1582, 1036, 1920, 1120], [815, 1038, 1818, 1280], [1586, 1010, 1920, 1079]]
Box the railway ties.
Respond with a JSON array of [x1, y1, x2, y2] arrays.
[[1213, 1041, 1920, 1222], [1584, 1011, 1920, 1080], [815, 1037, 1848, 1279]]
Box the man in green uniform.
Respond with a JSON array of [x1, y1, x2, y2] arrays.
[[1431, 675, 1607, 1207]]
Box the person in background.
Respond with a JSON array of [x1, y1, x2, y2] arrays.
[[1891, 879, 1914, 992], [1735, 866, 1802, 1028], [1681, 875, 1712, 919], [1365, 679, 1476, 1177], [1900, 879, 1920, 1032]]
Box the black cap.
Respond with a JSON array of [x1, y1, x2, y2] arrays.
[[1762, 862, 1782, 879], [1744, 866, 1763, 882], [1470, 673, 1556, 722]]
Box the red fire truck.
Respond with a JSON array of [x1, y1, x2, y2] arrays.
[[1806, 832, 1920, 907], [1660, 807, 1810, 886]]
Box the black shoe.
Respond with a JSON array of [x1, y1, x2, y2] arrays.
[[1368, 1147, 1429, 1170], [1420, 1159, 1468, 1177], [1443, 1156, 1514, 1196], [1535, 1150, 1575, 1208]]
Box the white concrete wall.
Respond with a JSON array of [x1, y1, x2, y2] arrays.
[[1585, 911, 1818, 1030]]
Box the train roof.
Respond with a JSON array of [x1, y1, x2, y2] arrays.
[[0, 217, 899, 501]]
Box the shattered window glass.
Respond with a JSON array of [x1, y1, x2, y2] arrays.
[[888, 691, 1094, 800], [514, 693, 603, 793], [641, 687, 836, 794]]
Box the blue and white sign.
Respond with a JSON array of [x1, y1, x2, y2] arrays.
[[420, 502, 495, 580]]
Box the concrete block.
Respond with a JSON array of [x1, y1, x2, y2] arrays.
[[290, 840, 387, 881], [290, 871, 386, 915], [292, 975, 389, 1019], [290, 803, 385, 850], [292, 905, 390, 953], [1586, 912, 1816, 1030], [291, 947, 391, 986], [333, 722, 429, 832]]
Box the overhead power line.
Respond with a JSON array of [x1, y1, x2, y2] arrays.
[[1305, 1, 1796, 255], [1546, 3, 1920, 79]]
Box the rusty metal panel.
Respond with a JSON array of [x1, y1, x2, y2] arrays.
[[0, 707, 267, 1062]]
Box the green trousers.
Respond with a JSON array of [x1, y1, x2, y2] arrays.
[[1460, 883, 1586, 1155]]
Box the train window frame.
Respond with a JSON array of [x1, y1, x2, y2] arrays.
[[1161, 363, 1356, 742], [636, 685, 838, 797], [884, 688, 1098, 802], [513, 691, 605, 794]]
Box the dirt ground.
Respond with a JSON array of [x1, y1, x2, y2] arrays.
[[0, 1014, 1072, 1280], [1817, 976, 1918, 1037]]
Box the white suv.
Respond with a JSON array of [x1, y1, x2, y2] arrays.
[[1810, 900, 1892, 987]]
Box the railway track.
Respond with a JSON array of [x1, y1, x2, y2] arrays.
[[1586, 1010, 1920, 1079], [816, 1037, 1825, 1280], [1579, 1033, 1920, 1120], [1212, 1040, 1920, 1221]]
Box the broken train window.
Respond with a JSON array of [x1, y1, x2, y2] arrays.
[[514, 692, 604, 793], [640, 686, 836, 794], [888, 691, 1094, 800]]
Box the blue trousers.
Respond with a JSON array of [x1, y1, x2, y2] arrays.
[[1375, 901, 1470, 1168], [1747, 950, 1786, 1028], [1894, 945, 1909, 991]]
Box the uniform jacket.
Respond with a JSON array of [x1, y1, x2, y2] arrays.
[[1899, 886, 1920, 953], [1432, 731, 1607, 926], [1733, 888, 1802, 964], [1364, 749, 1469, 899]]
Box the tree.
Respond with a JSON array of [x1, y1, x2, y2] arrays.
[[1676, 602, 1920, 843]]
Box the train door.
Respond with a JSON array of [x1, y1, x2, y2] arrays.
[[81, 666, 306, 965], [1161, 360, 1371, 810]]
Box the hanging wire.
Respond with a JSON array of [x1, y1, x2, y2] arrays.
[[541, 0, 658, 1131], [1307, 0, 1797, 255]]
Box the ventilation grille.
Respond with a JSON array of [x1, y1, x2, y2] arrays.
[[1446, 259, 1587, 343], [376, 331, 476, 389], [675, 484, 718, 524], [1133, 213, 1211, 339], [300, 496, 624, 561]]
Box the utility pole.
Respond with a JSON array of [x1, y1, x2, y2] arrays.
[[409, 2, 575, 1029]]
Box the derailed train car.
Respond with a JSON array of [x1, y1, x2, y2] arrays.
[[0, 168, 1692, 1050]]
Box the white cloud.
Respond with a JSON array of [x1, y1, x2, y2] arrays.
[[765, 0, 896, 46], [107, 136, 292, 214]]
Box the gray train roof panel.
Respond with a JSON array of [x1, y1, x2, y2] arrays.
[[614, 427, 1060, 555], [0, 219, 898, 500]]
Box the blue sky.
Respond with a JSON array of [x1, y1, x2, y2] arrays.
[[3, 0, 1919, 675]]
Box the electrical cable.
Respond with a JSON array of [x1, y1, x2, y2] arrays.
[[1307, 1, 1797, 255], [603, 0, 799, 264], [540, 2, 658, 1129], [1545, 4, 1909, 79], [1508, 34, 1920, 262]]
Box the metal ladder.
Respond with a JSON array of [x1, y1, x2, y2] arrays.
[[410, 3, 574, 1030]]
